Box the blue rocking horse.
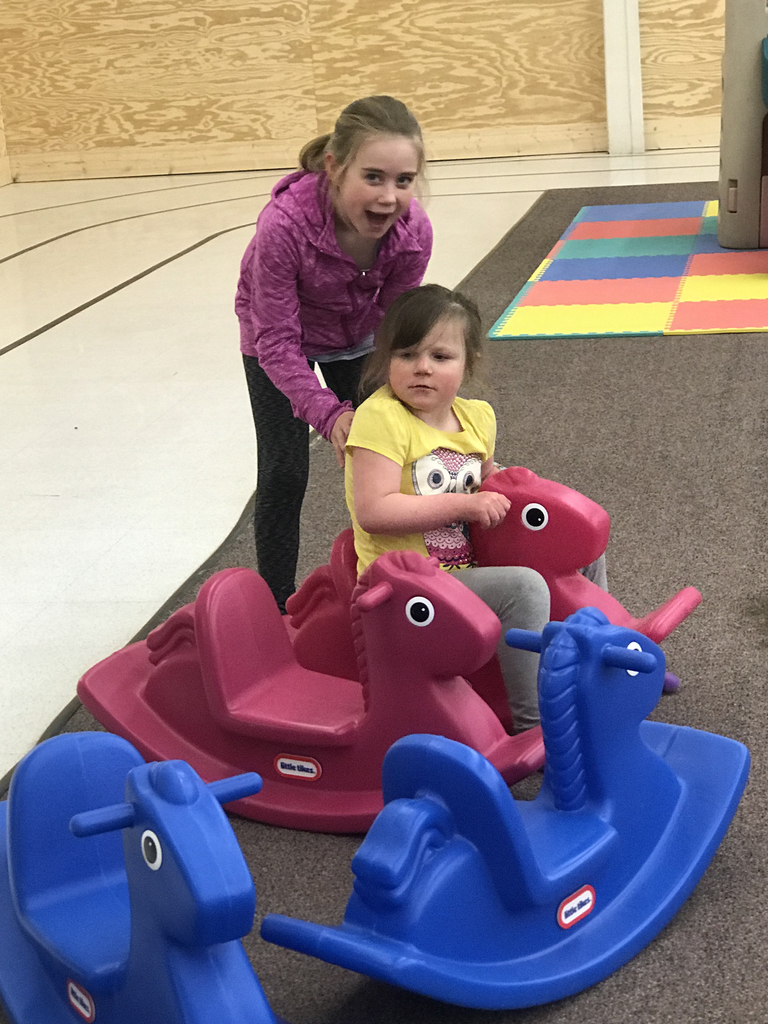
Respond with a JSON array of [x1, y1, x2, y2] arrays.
[[261, 608, 750, 1009], [0, 732, 279, 1024]]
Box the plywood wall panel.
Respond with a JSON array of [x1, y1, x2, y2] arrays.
[[311, 0, 606, 152], [0, 0, 317, 152], [639, 0, 724, 148], [0, 0, 607, 178]]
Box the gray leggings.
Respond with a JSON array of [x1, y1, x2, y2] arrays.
[[455, 565, 550, 733], [455, 553, 608, 732]]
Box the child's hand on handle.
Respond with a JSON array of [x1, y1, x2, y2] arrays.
[[331, 410, 355, 467], [466, 490, 510, 529]]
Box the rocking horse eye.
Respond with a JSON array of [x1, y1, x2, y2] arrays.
[[405, 596, 435, 627], [521, 503, 548, 531], [141, 829, 163, 870], [625, 641, 643, 677]]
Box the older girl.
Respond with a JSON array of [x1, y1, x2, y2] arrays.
[[236, 96, 432, 612]]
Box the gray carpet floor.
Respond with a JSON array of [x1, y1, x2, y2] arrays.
[[3, 182, 767, 1024]]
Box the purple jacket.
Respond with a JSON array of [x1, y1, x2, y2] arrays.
[[235, 169, 433, 439]]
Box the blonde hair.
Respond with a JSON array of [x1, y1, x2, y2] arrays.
[[299, 96, 425, 181], [360, 285, 483, 399]]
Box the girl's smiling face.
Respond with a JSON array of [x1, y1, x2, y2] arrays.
[[326, 134, 420, 239], [388, 316, 467, 427]]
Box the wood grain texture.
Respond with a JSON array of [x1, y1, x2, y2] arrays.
[[0, 0, 317, 151], [310, 0, 606, 132], [0, 89, 9, 185], [0, 0, 608, 177], [639, 0, 724, 148], [9, 138, 304, 180], [9, 122, 608, 181]]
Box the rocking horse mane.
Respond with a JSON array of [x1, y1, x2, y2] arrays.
[[354, 550, 441, 592], [539, 607, 616, 812], [350, 552, 442, 712]]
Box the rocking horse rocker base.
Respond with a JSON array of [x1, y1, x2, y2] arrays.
[[77, 640, 401, 834], [79, 551, 544, 833], [263, 723, 748, 1009], [261, 611, 750, 1010]]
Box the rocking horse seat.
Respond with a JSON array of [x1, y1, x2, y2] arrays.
[[5, 733, 142, 991], [209, 666, 363, 747], [19, 876, 130, 991], [519, 805, 617, 884], [191, 567, 364, 746]]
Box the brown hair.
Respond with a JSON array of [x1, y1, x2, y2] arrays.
[[299, 95, 425, 181], [360, 284, 483, 398]]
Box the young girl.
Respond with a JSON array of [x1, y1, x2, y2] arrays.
[[235, 95, 433, 612], [345, 284, 551, 732]]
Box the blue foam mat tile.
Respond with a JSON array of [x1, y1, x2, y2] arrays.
[[538, 254, 690, 282], [577, 201, 708, 223]]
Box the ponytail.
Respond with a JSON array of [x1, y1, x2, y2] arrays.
[[299, 133, 332, 172]]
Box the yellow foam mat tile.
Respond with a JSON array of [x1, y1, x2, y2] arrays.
[[499, 303, 673, 337], [530, 257, 553, 282], [679, 273, 768, 303]]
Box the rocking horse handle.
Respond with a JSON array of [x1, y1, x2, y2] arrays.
[[69, 773, 262, 836], [70, 802, 136, 837], [207, 772, 263, 806], [601, 645, 657, 674], [505, 629, 543, 653], [507, 630, 657, 676]]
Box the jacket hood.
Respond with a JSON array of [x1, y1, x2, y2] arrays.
[[270, 169, 330, 240]]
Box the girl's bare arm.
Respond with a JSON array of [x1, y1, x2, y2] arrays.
[[352, 447, 509, 534]]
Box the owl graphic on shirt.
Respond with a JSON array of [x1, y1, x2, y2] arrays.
[[411, 447, 483, 569]]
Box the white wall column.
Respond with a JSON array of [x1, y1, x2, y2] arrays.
[[603, 0, 645, 154]]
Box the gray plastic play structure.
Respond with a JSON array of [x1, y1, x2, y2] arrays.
[[718, 0, 768, 248]]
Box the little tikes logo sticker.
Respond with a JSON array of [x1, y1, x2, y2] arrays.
[[557, 885, 595, 929], [67, 979, 96, 1021], [274, 754, 322, 780]]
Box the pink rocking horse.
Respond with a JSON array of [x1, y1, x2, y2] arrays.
[[471, 468, 701, 639], [287, 468, 702, 726], [79, 551, 543, 833]]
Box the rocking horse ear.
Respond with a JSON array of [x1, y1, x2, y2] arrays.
[[357, 581, 393, 611]]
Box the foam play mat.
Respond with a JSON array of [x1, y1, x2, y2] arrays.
[[489, 200, 768, 339]]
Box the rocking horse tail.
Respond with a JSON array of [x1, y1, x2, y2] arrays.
[[285, 564, 333, 628], [147, 605, 196, 666], [630, 586, 702, 644], [286, 530, 356, 629], [329, 529, 358, 598]]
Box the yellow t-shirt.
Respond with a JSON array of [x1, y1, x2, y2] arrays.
[[345, 385, 496, 575]]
